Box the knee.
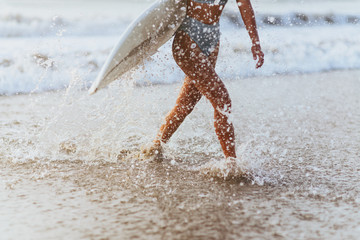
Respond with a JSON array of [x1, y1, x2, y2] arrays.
[[221, 94, 232, 113], [211, 87, 232, 115], [216, 99, 232, 118]]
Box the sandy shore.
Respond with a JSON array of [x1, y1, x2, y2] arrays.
[[1, 70, 360, 239]]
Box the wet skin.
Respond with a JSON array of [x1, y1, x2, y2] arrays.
[[153, 0, 264, 159]]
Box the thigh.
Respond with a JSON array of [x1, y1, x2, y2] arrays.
[[172, 32, 231, 109], [172, 31, 219, 69]]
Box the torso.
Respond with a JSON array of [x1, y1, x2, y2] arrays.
[[186, 0, 228, 24]]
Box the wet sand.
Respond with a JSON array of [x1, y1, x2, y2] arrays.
[[1, 70, 360, 239]]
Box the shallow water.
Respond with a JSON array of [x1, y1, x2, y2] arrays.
[[1, 70, 360, 239]]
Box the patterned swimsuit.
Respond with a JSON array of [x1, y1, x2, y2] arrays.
[[177, 0, 228, 56]]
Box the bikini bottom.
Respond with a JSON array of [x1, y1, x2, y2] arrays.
[[177, 16, 220, 57]]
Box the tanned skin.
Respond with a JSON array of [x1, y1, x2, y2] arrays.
[[144, 0, 264, 159]]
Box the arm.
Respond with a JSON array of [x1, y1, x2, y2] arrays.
[[236, 0, 264, 68]]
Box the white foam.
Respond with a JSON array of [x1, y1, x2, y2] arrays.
[[198, 158, 248, 180], [0, 1, 359, 95], [1, 24, 360, 95]]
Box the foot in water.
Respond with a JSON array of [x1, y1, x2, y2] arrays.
[[140, 141, 164, 162], [200, 157, 246, 180], [226, 157, 243, 178]]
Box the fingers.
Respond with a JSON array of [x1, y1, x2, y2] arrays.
[[256, 51, 264, 68], [251, 45, 264, 69]]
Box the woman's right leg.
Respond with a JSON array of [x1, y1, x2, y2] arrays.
[[156, 76, 202, 143], [144, 75, 200, 158]]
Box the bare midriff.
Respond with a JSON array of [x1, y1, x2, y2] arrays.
[[186, 0, 225, 25]]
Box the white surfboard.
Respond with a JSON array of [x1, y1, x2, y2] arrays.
[[89, 0, 187, 95]]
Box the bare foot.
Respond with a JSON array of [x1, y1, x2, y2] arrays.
[[226, 157, 237, 169], [141, 141, 163, 162], [226, 157, 244, 178]]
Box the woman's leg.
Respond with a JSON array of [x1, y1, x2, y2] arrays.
[[170, 31, 236, 158], [151, 31, 236, 159], [144, 76, 201, 158], [157, 76, 202, 143], [192, 69, 236, 158]]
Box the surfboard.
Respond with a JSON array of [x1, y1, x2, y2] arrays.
[[89, 0, 187, 95]]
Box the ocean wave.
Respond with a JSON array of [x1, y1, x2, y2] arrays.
[[0, 9, 360, 96], [0, 12, 358, 38], [224, 12, 360, 27], [0, 14, 130, 38]]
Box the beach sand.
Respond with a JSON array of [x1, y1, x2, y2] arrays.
[[1, 70, 360, 239]]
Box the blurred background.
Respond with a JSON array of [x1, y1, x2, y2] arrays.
[[0, 0, 359, 95]]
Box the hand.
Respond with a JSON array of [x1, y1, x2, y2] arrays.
[[251, 43, 264, 69]]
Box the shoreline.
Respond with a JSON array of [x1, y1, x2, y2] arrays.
[[1, 68, 360, 97]]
